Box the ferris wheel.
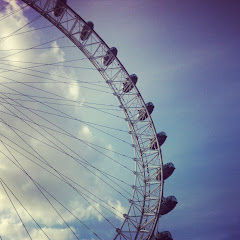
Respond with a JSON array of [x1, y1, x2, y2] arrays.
[[0, 0, 177, 239]]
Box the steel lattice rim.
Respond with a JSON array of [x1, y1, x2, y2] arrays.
[[16, 1, 165, 239]]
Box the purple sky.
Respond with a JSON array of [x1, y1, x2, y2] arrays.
[[0, 0, 239, 239]]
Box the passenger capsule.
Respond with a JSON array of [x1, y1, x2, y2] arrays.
[[156, 162, 175, 181], [122, 74, 138, 93], [137, 102, 154, 121], [103, 47, 118, 66], [160, 196, 178, 215], [80, 21, 94, 41], [53, 0, 67, 17], [155, 231, 173, 240], [149, 131, 167, 150]]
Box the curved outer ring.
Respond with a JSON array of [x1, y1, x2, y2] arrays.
[[19, 1, 164, 239]]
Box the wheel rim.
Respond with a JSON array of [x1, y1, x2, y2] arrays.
[[0, 1, 165, 239]]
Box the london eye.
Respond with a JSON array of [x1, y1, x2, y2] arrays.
[[0, 1, 177, 239]]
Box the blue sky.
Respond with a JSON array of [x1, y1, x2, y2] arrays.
[[68, 0, 240, 239], [0, 0, 239, 239]]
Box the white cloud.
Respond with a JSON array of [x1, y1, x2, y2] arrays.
[[39, 41, 65, 63], [31, 227, 76, 240], [70, 200, 103, 222], [0, 0, 38, 63], [68, 82, 80, 101], [0, 216, 27, 240], [107, 200, 127, 220], [0, 213, 76, 240], [79, 126, 93, 140]]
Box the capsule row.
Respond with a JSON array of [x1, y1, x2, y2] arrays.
[[151, 133, 176, 239], [150, 197, 177, 240], [53, 1, 95, 40], [157, 164, 177, 216], [53, 2, 120, 68]]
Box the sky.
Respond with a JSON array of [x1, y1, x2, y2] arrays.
[[0, 0, 240, 240]]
